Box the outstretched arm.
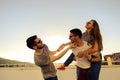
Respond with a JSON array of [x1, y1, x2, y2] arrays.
[[50, 46, 71, 62], [49, 43, 67, 56]]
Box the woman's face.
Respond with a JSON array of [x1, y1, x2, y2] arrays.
[[85, 20, 94, 30]]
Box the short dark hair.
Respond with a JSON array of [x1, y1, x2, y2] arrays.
[[70, 28, 82, 38], [26, 35, 37, 49]]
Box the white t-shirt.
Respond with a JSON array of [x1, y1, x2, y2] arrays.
[[72, 41, 91, 69]]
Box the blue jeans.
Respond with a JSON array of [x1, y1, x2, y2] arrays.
[[45, 76, 58, 80], [90, 54, 102, 80]]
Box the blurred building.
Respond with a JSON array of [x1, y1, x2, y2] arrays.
[[103, 52, 120, 65]]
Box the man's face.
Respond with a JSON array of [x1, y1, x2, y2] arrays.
[[34, 38, 44, 49], [69, 33, 77, 43]]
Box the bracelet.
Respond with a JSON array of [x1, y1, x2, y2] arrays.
[[89, 58, 93, 62]]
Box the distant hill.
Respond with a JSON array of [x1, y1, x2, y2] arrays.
[[0, 57, 31, 64], [0, 57, 35, 67]]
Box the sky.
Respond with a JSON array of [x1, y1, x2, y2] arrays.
[[0, 0, 120, 63]]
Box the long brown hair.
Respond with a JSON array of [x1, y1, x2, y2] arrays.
[[90, 19, 103, 51]]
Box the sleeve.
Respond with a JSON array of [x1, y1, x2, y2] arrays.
[[64, 53, 75, 66]]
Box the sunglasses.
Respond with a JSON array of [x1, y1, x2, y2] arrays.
[[34, 39, 42, 45]]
